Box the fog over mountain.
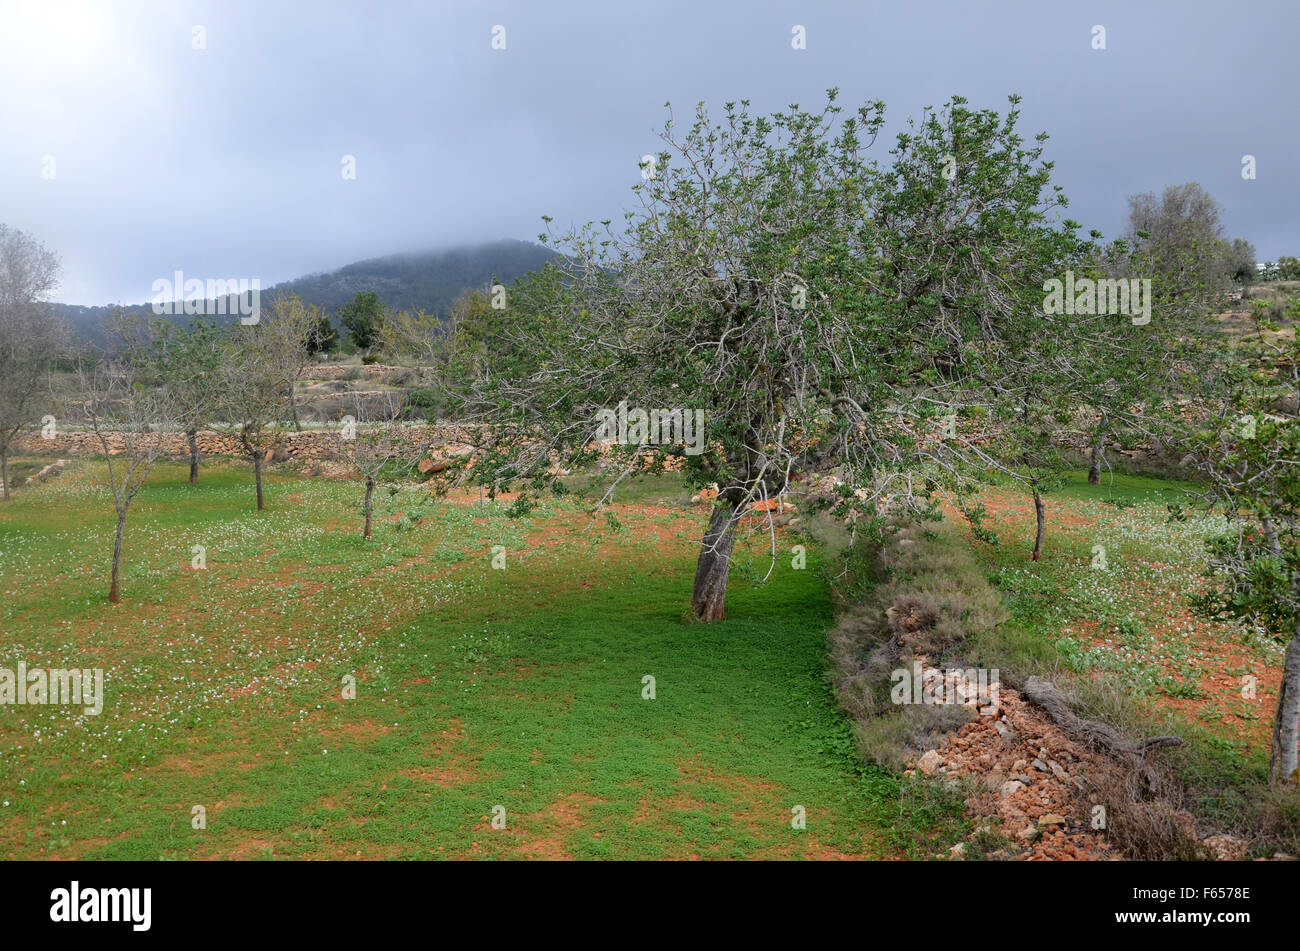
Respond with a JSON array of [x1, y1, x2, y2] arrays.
[[2, 0, 1295, 307], [51, 239, 561, 338]]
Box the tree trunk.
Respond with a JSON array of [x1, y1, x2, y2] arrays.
[[1271, 623, 1300, 784], [691, 498, 740, 621], [1088, 438, 1104, 485], [187, 429, 200, 485], [363, 476, 374, 539], [1, 447, 8, 501], [109, 506, 127, 604], [1030, 488, 1045, 561], [253, 453, 264, 511]]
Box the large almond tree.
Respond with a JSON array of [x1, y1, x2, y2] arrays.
[[447, 92, 1082, 620]]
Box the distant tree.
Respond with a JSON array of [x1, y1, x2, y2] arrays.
[[0, 225, 65, 500], [310, 314, 338, 355], [378, 287, 512, 388], [441, 286, 532, 376], [220, 295, 315, 509], [73, 330, 174, 604], [281, 299, 326, 430], [1123, 182, 1250, 303], [1277, 256, 1300, 282], [330, 396, 421, 538], [111, 312, 225, 484], [375, 305, 444, 368], [1223, 237, 1258, 293], [337, 291, 384, 351]]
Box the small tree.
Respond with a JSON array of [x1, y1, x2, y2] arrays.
[[0, 224, 64, 500], [220, 295, 314, 509], [112, 311, 224, 484], [310, 314, 338, 355], [330, 396, 421, 538], [375, 306, 444, 368], [337, 291, 384, 352], [74, 336, 173, 604]]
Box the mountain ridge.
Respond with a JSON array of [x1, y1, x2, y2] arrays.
[[53, 238, 561, 338]]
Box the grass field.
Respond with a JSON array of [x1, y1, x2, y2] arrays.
[[0, 460, 962, 859], [946, 471, 1289, 837]]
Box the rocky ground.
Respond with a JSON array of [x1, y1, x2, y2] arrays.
[[908, 678, 1119, 860], [907, 670, 1289, 861]]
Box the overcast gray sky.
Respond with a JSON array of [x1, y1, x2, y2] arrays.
[[1, 0, 1296, 305]]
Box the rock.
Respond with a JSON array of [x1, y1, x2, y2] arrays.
[[1038, 814, 1067, 827], [999, 780, 1025, 798], [994, 720, 1010, 738], [1048, 760, 1070, 782], [916, 750, 945, 775], [1032, 758, 1048, 772], [1202, 834, 1249, 862], [949, 842, 966, 859]]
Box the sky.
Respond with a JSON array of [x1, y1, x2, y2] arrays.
[[1, 0, 1296, 305]]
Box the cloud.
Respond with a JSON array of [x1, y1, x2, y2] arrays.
[[0, 0, 1294, 304]]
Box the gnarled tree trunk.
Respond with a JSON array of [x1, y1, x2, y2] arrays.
[[691, 497, 741, 621]]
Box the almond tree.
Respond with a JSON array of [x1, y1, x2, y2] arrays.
[[111, 311, 225, 484], [0, 224, 65, 500], [219, 294, 314, 510], [330, 395, 422, 538], [73, 333, 174, 604], [447, 92, 1082, 620]]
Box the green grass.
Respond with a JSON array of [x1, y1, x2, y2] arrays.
[[0, 460, 958, 859], [1051, 469, 1200, 506]]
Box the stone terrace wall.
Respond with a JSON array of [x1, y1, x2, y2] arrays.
[[12, 425, 475, 461]]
